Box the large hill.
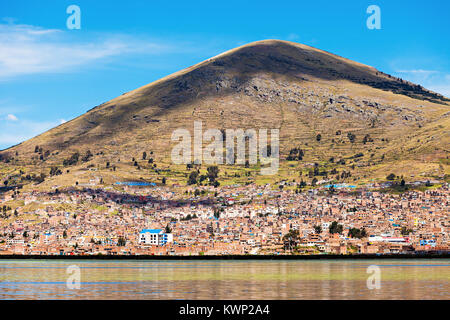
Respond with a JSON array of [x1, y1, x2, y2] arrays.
[[1, 40, 449, 189]]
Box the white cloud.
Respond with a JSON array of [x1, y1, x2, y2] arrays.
[[60, 119, 67, 124], [393, 69, 450, 98], [396, 69, 438, 76], [0, 118, 62, 148], [0, 23, 171, 79], [0, 99, 30, 115], [428, 84, 450, 98], [6, 114, 18, 121]]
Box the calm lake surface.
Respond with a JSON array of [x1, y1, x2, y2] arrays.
[[0, 259, 448, 300]]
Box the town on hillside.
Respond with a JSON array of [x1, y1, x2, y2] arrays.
[[0, 179, 448, 256]]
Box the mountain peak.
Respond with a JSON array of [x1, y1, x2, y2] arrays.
[[114, 39, 448, 109], [1, 39, 448, 186]]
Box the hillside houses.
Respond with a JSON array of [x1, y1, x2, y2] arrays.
[[0, 183, 448, 255]]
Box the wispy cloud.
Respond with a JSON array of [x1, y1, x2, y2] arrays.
[[287, 33, 300, 41], [0, 118, 61, 148], [0, 99, 64, 148], [393, 69, 450, 98], [427, 74, 450, 98], [6, 114, 18, 121], [0, 23, 171, 79], [396, 69, 438, 76], [0, 21, 215, 149]]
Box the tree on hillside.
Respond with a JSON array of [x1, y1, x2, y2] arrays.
[[298, 180, 307, 188], [117, 237, 126, 246], [207, 166, 219, 180], [188, 171, 199, 185], [329, 221, 343, 234], [207, 166, 219, 185], [386, 173, 396, 181], [63, 152, 80, 166], [329, 185, 336, 194], [49, 166, 62, 176], [283, 229, 300, 251], [347, 132, 356, 143], [401, 226, 413, 236], [348, 227, 367, 239], [363, 134, 373, 144], [81, 150, 93, 162], [287, 148, 304, 161]]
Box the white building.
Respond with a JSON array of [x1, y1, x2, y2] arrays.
[[138, 229, 173, 246], [368, 235, 409, 243]]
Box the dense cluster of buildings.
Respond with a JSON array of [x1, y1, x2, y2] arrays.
[[0, 181, 448, 255]]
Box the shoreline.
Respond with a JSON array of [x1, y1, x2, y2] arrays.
[[0, 253, 448, 260]]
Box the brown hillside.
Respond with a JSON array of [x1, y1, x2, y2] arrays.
[[1, 39, 449, 188]]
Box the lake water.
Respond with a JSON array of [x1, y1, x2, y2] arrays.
[[0, 259, 448, 300]]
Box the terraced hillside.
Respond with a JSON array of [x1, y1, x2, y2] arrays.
[[1, 40, 449, 189]]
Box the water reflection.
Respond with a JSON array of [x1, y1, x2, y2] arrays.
[[0, 259, 448, 299]]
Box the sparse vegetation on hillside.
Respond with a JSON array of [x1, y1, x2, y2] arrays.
[[0, 40, 448, 189]]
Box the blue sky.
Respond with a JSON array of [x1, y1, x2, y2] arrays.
[[0, 0, 449, 150]]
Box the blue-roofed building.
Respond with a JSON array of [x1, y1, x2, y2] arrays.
[[419, 239, 436, 247], [138, 229, 173, 246]]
